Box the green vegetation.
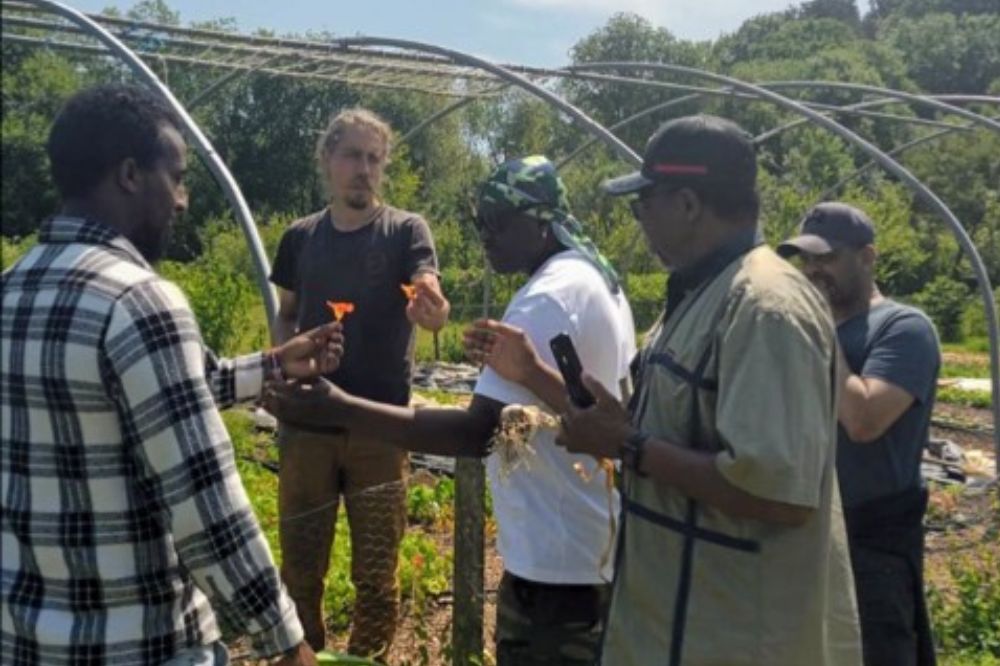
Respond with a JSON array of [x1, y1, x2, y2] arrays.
[[224, 410, 456, 632], [4, 0, 1000, 346], [928, 492, 1000, 662], [937, 386, 993, 409], [4, 0, 999, 662], [929, 546, 1000, 658]]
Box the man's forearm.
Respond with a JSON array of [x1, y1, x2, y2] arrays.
[[333, 397, 493, 458], [638, 437, 813, 526], [523, 360, 573, 415]]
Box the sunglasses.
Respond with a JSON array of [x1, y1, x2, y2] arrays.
[[473, 202, 545, 235], [629, 184, 683, 221]]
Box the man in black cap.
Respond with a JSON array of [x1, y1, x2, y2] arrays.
[[554, 114, 862, 665], [779, 202, 940, 666]]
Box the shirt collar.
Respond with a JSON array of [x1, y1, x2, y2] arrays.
[[39, 216, 152, 271], [665, 227, 763, 319]]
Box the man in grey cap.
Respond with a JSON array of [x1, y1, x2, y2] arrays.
[[779, 202, 940, 666], [554, 114, 861, 665]]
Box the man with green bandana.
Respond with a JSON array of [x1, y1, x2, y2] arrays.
[[265, 156, 636, 665], [555, 116, 862, 665]]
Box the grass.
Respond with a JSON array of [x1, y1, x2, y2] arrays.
[[941, 343, 993, 380], [929, 542, 1000, 659], [939, 656, 1000, 666], [413, 387, 472, 407], [414, 321, 472, 364], [937, 343, 992, 408], [937, 386, 993, 409]]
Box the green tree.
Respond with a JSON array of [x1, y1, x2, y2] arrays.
[[1, 50, 83, 237], [565, 13, 712, 148], [880, 13, 1000, 93]]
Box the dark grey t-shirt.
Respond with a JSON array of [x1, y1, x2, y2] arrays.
[[270, 206, 438, 405], [836, 299, 940, 508]]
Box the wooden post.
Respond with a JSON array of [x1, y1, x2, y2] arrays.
[[452, 457, 485, 665], [452, 264, 490, 665]]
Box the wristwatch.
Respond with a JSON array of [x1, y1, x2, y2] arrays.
[[620, 431, 650, 477]]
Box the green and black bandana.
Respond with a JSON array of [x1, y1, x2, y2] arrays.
[[477, 155, 621, 294]]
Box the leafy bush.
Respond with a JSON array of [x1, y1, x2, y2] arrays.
[[160, 259, 265, 355], [929, 546, 1000, 657], [623, 272, 667, 332], [961, 287, 1000, 342], [911, 276, 970, 343], [0, 233, 37, 271], [408, 485, 444, 524], [415, 321, 470, 364]]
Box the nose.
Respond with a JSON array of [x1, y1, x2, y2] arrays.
[[176, 185, 189, 213], [357, 155, 372, 177]]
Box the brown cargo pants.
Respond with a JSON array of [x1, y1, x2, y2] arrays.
[[278, 425, 408, 661]]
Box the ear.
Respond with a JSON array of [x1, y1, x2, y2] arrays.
[[677, 187, 702, 225], [860, 244, 877, 269], [116, 158, 143, 195]]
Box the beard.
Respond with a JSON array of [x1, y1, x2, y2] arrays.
[[808, 273, 861, 311], [131, 217, 172, 263], [345, 192, 372, 210]]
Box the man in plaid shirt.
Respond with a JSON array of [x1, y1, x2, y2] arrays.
[[1, 85, 339, 665]]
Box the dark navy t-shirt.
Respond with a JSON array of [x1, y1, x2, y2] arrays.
[[836, 299, 940, 508], [270, 206, 438, 406]]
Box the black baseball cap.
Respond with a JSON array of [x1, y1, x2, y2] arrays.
[[777, 202, 876, 258], [602, 114, 757, 196]]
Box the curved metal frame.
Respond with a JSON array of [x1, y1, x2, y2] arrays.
[[330, 37, 641, 169], [568, 63, 1000, 134], [395, 74, 983, 153], [7, 7, 1000, 664], [566, 60, 1000, 468], [815, 121, 988, 201], [10, 2, 998, 469], [18, 0, 280, 324]]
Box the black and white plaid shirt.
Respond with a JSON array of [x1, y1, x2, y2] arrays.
[[1, 217, 303, 665]]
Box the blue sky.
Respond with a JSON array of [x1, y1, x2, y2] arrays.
[[68, 0, 816, 67]]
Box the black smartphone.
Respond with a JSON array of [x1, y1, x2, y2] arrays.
[[549, 333, 595, 408]]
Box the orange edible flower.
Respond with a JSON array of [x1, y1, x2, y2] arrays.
[[326, 300, 355, 322], [400, 283, 417, 301]]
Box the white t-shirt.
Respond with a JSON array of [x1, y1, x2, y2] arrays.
[[475, 250, 637, 584]]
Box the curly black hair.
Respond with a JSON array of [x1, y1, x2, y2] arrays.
[[46, 83, 183, 199]]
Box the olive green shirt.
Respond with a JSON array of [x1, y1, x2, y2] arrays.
[[601, 245, 861, 665]]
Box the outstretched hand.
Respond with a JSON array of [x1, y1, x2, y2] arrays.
[[555, 373, 632, 459], [462, 318, 540, 383], [406, 273, 450, 332], [262, 377, 350, 429], [273, 321, 344, 379]]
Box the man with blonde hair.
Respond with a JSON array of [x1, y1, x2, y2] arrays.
[[270, 107, 450, 658]]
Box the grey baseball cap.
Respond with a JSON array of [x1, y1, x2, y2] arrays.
[[777, 202, 876, 257]]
